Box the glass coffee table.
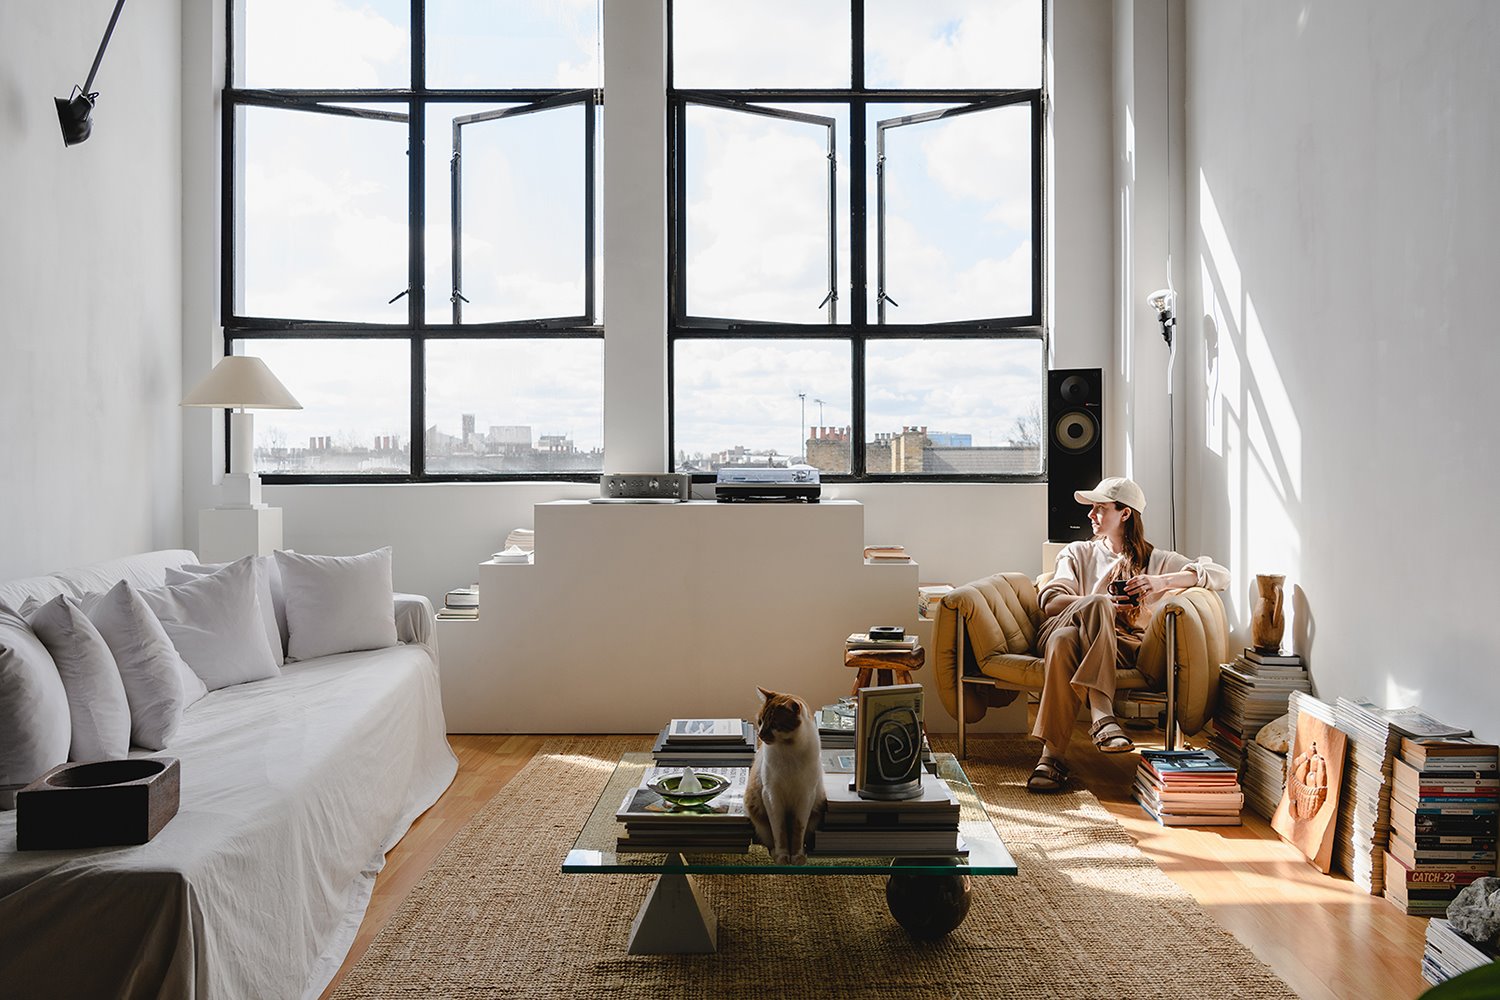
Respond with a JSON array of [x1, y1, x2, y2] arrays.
[[563, 752, 1016, 954]]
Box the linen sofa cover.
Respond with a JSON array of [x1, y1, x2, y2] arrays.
[[0, 551, 457, 1000]]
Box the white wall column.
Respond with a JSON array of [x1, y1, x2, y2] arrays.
[[602, 0, 669, 472]]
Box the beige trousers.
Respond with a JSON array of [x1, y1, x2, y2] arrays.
[[1031, 594, 1141, 751]]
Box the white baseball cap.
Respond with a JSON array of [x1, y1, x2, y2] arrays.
[[1074, 477, 1146, 514]]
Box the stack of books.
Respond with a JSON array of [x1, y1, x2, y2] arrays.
[[1210, 648, 1309, 772], [1422, 917, 1497, 987], [651, 718, 756, 767], [917, 584, 953, 620], [810, 768, 964, 856], [435, 584, 479, 620], [490, 545, 532, 565], [1133, 748, 1244, 826], [614, 766, 753, 854], [817, 698, 857, 751], [504, 527, 534, 552], [1333, 698, 1473, 895], [846, 631, 919, 652], [1384, 734, 1497, 916], [1242, 739, 1289, 821], [863, 544, 911, 563]]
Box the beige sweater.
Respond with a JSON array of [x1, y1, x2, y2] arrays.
[[1036, 538, 1229, 628]]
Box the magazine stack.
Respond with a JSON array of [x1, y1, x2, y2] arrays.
[[1422, 917, 1497, 986], [1211, 648, 1310, 771], [614, 766, 753, 854], [1333, 700, 1474, 895], [1384, 734, 1497, 916], [809, 769, 964, 856], [1242, 737, 1290, 821], [1133, 749, 1243, 826], [816, 698, 857, 751], [917, 584, 953, 620], [651, 718, 755, 767]]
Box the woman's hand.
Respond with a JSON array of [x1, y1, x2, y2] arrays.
[[1125, 569, 1198, 601]]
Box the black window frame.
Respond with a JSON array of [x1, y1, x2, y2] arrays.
[[221, 1, 603, 484], [667, 0, 1048, 483]]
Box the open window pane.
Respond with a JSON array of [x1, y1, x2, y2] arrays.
[[865, 339, 1042, 475], [673, 0, 849, 89], [236, 0, 410, 89], [865, 0, 1041, 89], [233, 338, 411, 474], [425, 101, 591, 325], [674, 340, 851, 474], [426, 0, 599, 88], [685, 103, 842, 325], [237, 104, 409, 323], [426, 339, 603, 473], [869, 102, 1034, 324]]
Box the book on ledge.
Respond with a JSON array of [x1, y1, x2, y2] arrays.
[[863, 544, 911, 562]]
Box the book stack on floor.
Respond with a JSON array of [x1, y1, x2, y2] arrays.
[[651, 718, 756, 767], [917, 584, 953, 620], [1243, 738, 1290, 821], [810, 769, 964, 856], [1334, 700, 1475, 895], [1133, 748, 1244, 826], [435, 584, 479, 620], [863, 544, 911, 563], [1422, 917, 1497, 986], [1210, 648, 1310, 772], [614, 766, 753, 854], [1383, 734, 1498, 916]]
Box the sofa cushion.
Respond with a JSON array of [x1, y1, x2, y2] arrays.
[[141, 557, 280, 691], [0, 603, 71, 808], [22, 595, 131, 762], [0, 574, 72, 612], [52, 549, 198, 597], [276, 548, 399, 661], [168, 554, 285, 665], [80, 581, 199, 749]]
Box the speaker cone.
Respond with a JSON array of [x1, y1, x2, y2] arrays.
[[1059, 374, 1094, 405], [1053, 410, 1098, 454]]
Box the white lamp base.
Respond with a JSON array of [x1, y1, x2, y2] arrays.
[[220, 472, 266, 509], [199, 506, 282, 563]]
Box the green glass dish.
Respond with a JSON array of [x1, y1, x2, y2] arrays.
[[647, 772, 730, 809]]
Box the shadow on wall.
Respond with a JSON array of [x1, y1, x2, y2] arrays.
[[1195, 168, 1304, 650]]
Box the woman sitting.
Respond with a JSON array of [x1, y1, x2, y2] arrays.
[[1027, 477, 1228, 793]]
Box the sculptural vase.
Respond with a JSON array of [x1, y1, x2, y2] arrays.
[[1252, 574, 1286, 653]]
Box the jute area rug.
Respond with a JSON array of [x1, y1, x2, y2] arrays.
[[332, 736, 1298, 999]]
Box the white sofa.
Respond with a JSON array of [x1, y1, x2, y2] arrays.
[[0, 550, 458, 1000]]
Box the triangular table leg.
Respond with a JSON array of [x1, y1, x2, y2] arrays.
[[627, 853, 718, 954]]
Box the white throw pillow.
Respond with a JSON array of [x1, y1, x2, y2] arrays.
[[167, 556, 284, 665], [0, 602, 71, 808], [80, 581, 197, 749], [276, 547, 398, 661], [140, 556, 280, 691], [22, 595, 131, 762]]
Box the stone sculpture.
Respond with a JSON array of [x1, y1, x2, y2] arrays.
[[1449, 877, 1500, 946]]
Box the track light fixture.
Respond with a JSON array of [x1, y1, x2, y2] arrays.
[[55, 0, 127, 147]]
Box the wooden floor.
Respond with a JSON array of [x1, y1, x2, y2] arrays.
[[320, 727, 1431, 1000]]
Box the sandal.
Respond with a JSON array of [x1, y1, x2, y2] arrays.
[[1027, 757, 1070, 793], [1090, 715, 1136, 754]]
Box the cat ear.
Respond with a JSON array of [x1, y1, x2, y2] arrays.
[[756, 686, 774, 702]]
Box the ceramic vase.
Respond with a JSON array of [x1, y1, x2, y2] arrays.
[[1252, 574, 1286, 653]]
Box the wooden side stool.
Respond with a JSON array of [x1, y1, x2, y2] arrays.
[[845, 645, 926, 695]]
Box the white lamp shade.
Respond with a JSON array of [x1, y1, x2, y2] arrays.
[[182, 355, 302, 409]]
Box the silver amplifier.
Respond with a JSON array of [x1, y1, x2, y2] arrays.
[[598, 473, 691, 502]]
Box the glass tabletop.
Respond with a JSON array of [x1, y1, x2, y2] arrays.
[[562, 752, 1017, 876]]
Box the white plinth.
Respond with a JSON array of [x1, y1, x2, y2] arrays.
[[438, 500, 919, 734], [199, 506, 283, 563]]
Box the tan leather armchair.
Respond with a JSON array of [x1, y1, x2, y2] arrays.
[[932, 572, 1230, 758]]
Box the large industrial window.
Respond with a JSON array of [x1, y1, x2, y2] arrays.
[[669, 0, 1046, 478], [223, 0, 603, 480]]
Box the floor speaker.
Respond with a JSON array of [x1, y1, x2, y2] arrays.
[[1047, 368, 1103, 542]]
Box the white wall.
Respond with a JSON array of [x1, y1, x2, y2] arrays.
[[0, 0, 183, 581], [1181, 0, 1500, 736], [184, 0, 1117, 605]]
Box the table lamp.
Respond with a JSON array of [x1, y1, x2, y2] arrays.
[[182, 355, 301, 509]]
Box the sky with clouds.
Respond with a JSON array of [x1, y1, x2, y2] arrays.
[[235, 0, 1042, 470]]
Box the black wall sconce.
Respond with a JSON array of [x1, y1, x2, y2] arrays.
[[55, 0, 128, 147]]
